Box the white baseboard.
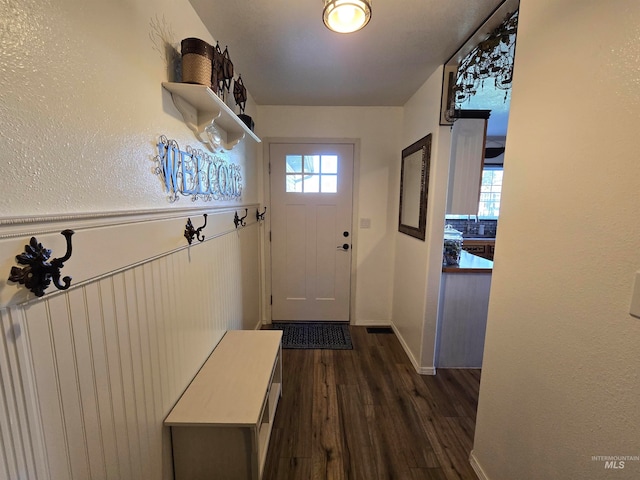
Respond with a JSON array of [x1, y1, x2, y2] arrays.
[[253, 319, 264, 330], [418, 366, 437, 375], [391, 323, 436, 376], [469, 450, 490, 480]]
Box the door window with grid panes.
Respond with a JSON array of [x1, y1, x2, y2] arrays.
[[285, 154, 338, 193]]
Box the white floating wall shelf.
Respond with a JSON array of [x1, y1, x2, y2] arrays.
[[162, 82, 261, 151]]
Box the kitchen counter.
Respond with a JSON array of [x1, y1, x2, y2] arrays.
[[442, 250, 493, 273], [437, 251, 492, 368]]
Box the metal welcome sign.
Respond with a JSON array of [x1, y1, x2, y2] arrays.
[[154, 135, 243, 202]]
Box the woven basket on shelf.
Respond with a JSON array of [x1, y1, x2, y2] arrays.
[[181, 38, 213, 86]]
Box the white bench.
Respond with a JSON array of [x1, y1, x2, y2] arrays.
[[165, 330, 283, 480]]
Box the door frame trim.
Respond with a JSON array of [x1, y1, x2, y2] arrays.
[[261, 137, 361, 325]]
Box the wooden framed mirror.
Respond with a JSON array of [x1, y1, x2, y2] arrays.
[[398, 133, 432, 240]]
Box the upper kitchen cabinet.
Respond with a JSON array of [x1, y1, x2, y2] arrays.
[[446, 111, 490, 215]]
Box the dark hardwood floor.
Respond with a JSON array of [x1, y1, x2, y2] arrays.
[[262, 326, 481, 480]]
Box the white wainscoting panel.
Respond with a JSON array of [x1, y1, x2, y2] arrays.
[[0, 306, 48, 480], [0, 214, 261, 480], [436, 271, 491, 368]]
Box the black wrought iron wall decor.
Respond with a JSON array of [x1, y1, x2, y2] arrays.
[[8, 230, 75, 297], [234, 209, 248, 228], [233, 74, 255, 131], [154, 136, 243, 203], [453, 10, 518, 105], [256, 207, 267, 222], [222, 46, 234, 91], [208, 42, 235, 98], [233, 75, 247, 114], [184, 214, 208, 244], [212, 42, 225, 95]]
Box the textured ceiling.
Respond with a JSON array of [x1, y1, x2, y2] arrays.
[[189, 0, 505, 107]]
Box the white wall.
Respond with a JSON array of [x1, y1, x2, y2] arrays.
[[472, 1, 640, 479], [391, 67, 451, 373], [256, 106, 403, 325], [0, 0, 259, 216], [0, 1, 263, 479]]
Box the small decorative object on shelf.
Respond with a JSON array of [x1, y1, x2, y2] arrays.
[[181, 38, 214, 86], [212, 42, 225, 95], [222, 46, 234, 91], [234, 74, 255, 132], [184, 214, 208, 244], [8, 230, 75, 297], [204, 122, 223, 152], [233, 75, 247, 114], [256, 207, 267, 222], [238, 113, 254, 132], [234, 209, 248, 228]]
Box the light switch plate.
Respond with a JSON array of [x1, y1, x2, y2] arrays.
[[629, 271, 640, 318], [360, 218, 371, 229]]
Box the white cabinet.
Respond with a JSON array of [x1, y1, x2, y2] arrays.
[[437, 263, 492, 368], [446, 116, 488, 215], [165, 330, 282, 480]]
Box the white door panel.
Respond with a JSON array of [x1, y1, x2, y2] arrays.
[[270, 143, 354, 322]]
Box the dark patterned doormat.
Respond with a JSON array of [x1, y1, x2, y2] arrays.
[[272, 322, 353, 350]]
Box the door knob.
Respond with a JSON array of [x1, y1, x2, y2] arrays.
[[337, 243, 350, 251]]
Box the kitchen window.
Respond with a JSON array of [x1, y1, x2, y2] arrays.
[[445, 165, 503, 220], [477, 165, 503, 218]]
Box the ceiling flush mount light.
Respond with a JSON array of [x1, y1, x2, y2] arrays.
[[323, 0, 371, 34]]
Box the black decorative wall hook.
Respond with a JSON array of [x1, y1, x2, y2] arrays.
[[8, 229, 75, 297], [184, 214, 208, 244], [234, 209, 248, 228], [256, 207, 267, 222]]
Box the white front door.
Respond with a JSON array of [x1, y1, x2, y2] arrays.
[[270, 143, 354, 322]]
